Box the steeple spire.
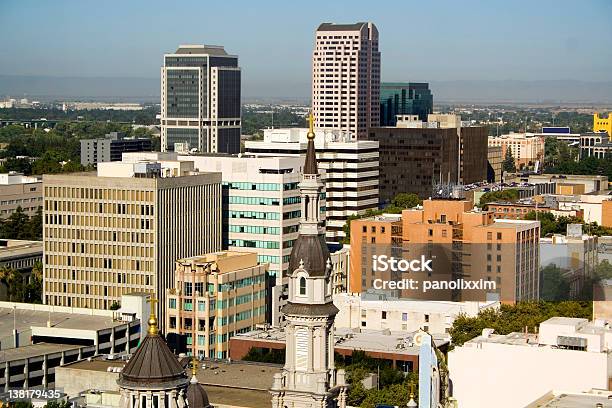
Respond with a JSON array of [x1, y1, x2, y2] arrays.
[[304, 111, 318, 175]]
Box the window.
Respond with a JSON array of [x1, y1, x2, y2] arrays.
[[428, 229, 433, 237], [424, 314, 430, 323], [168, 299, 176, 309], [402, 313, 408, 321], [362, 226, 367, 233], [299, 277, 306, 295], [497, 232, 502, 240], [382, 311, 387, 319]]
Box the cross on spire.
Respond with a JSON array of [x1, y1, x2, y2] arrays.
[[146, 295, 159, 335]]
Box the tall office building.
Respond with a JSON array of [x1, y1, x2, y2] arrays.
[[160, 45, 241, 154], [367, 114, 488, 201], [312, 22, 380, 139], [380, 82, 433, 125], [178, 154, 302, 325], [43, 158, 222, 329], [245, 127, 379, 242]]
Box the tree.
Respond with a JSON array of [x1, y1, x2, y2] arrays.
[[391, 193, 421, 209], [0, 207, 30, 239], [110, 301, 121, 310], [0, 267, 25, 302], [502, 148, 516, 173], [479, 189, 519, 207], [44, 400, 72, 408], [540, 264, 571, 301], [448, 301, 592, 347]]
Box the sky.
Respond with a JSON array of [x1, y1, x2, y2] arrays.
[[0, 0, 611, 98]]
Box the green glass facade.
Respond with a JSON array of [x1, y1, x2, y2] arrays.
[[380, 82, 433, 125]]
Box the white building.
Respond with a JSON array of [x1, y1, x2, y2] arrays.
[[333, 294, 499, 335], [175, 154, 302, 326], [448, 317, 612, 408], [245, 127, 379, 242], [312, 22, 380, 139]]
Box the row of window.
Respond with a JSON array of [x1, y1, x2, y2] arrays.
[[227, 196, 301, 206], [222, 182, 299, 191]]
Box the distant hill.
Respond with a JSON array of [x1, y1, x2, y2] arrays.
[[1, 75, 611, 104]]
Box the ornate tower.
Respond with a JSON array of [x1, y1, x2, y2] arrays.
[[270, 115, 347, 408], [118, 299, 190, 408]]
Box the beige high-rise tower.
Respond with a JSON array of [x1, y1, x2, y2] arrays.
[[312, 22, 380, 139]]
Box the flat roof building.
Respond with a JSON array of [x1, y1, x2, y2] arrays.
[[488, 132, 545, 170], [43, 159, 222, 329], [176, 154, 302, 325], [165, 251, 268, 359], [350, 199, 541, 302], [367, 114, 488, 201], [80, 132, 152, 167], [333, 293, 499, 335], [161, 45, 241, 154], [0, 296, 144, 391], [245, 127, 379, 242], [448, 317, 612, 408], [0, 172, 42, 218], [229, 326, 449, 374]]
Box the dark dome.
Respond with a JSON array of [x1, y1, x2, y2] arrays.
[[118, 334, 189, 389], [186, 378, 211, 408], [288, 234, 330, 277]]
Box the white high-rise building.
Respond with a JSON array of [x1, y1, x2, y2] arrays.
[[312, 22, 380, 139], [178, 154, 302, 326], [270, 115, 347, 408], [245, 127, 379, 242]]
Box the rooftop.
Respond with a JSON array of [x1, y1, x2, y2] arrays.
[[234, 326, 449, 357], [63, 357, 279, 408], [176, 251, 260, 273], [0, 303, 121, 350], [174, 45, 230, 56], [0, 342, 79, 363], [527, 390, 612, 407], [317, 22, 369, 32], [0, 239, 42, 260]]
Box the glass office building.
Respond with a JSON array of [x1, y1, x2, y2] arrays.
[[380, 82, 433, 125], [161, 45, 241, 154]]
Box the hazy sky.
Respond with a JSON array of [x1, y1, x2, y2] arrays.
[[1, 0, 611, 97]]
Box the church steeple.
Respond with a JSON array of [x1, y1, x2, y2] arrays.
[[271, 113, 347, 408], [304, 112, 318, 175]]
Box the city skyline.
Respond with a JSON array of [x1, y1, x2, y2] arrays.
[[1, 0, 611, 100]]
